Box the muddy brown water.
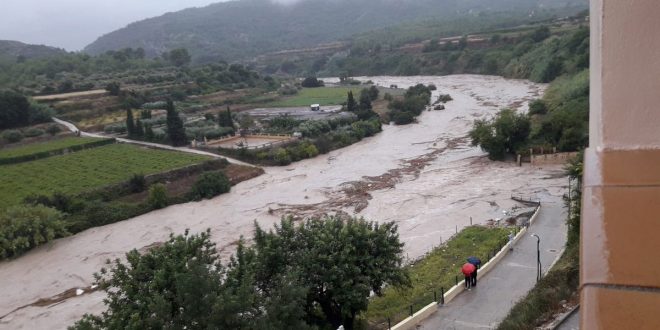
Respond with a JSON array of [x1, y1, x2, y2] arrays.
[[0, 75, 568, 329]]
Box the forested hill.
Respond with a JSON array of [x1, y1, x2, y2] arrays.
[[84, 0, 587, 63], [0, 40, 67, 61]]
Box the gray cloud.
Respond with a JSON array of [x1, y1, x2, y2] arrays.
[[0, 0, 232, 51]]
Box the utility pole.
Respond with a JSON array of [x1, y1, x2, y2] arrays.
[[532, 234, 541, 282]]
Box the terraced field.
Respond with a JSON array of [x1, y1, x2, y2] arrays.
[[0, 137, 106, 160], [0, 143, 209, 208], [267, 86, 362, 107]]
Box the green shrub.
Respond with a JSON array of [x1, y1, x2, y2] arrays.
[[46, 124, 61, 136], [274, 148, 292, 165], [24, 128, 44, 137], [2, 130, 23, 143], [528, 99, 547, 115], [0, 205, 68, 260], [128, 174, 147, 193], [189, 171, 231, 200], [390, 110, 414, 125], [148, 184, 169, 209]]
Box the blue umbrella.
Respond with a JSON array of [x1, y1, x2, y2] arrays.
[[467, 256, 482, 267]]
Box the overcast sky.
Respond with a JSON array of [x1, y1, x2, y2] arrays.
[[0, 0, 233, 51]]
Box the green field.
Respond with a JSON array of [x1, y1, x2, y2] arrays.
[[0, 137, 105, 160], [0, 144, 209, 208], [267, 87, 363, 107], [366, 226, 510, 328]]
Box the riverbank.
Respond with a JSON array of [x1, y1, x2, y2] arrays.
[[0, 75, 567, 329]]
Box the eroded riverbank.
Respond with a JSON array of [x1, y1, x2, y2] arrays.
[[0, 75, 567, 329]]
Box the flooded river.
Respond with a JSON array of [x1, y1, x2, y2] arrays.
[[0, 75, 568, 329]]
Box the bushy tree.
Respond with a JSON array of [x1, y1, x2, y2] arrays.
[[253, 216, 410, 330], [135, 119, 144, 137], [105, 82, 121, 96], [0, 91, 30, 129], [0, 205, 68, 260], [189, 171, 231, 201], [469, 109, 531, 160], [165, 100, 187, 146], [166, 48, 191, 67], [147, 183, 168, 209], [301, 77, 324, 88]]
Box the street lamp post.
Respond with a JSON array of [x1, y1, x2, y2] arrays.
[[532, 234, 541, 282]]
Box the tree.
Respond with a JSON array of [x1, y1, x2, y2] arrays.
[[253, 216, 409, 330], [135, 119, 144, 137], [144, 124, 155, 141], [71, 230, 311, 330], [218, 106, 235, 129], [0, 205, 68, 260], [165, 100, 187, 146], [167, 48, 191, 67], [469, 109, 531, 160], [0, 90, 30, 129], [346, 91, 357, 113], [105, 82, 121, 96], [125, 108, 135, 137], [189, 171, 231, 201], [147, 184, 168, 209], [359, 88, 372, 111], [301, 77, 324, 88], [368, 85, 379, 101]]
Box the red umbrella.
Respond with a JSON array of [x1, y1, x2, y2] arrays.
[[461, 263, 476, 276]]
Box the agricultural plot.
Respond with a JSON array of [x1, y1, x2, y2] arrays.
[[0, 137, 105, 160], [267, 87, 362, 107], [0, 144, 209, 208]]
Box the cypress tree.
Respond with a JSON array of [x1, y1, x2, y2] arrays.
[[126, 108, 135, 137], [165, 100, 187, 146], [346, 91, 357, 113], [144, 124, 155, 141], [135, 119, 144, 137], [359, 88, 372, 111], [218, 106, 234, 129]]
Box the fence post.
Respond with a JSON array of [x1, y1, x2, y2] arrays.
[[455, 275, 458, 286], [388, 318, 391, 330], [441, 287, 445, 305], [434, 290, 437, 303], [409, 305, 413, 317]]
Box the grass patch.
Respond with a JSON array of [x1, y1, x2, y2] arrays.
[[0, 137, 105, 160], [0, 144, 209, 209], [267, 87, 363, 107], [496, 243, 579, 330], [366, 226, 511, 328]]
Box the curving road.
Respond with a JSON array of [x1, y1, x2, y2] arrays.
[[51, 117, 253, 166]]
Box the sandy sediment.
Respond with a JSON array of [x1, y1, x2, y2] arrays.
[[0, 75, 567, 329]]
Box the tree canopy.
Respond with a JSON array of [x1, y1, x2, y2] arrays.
[[72, 216, 409, 330]]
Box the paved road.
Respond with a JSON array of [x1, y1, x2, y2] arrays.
[[419, 196, 567, 329], [52, 117, 253, 167], [557, 308, 579, 330]]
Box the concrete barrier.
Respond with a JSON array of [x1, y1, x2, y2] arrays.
[[389, 204, 542, 330]]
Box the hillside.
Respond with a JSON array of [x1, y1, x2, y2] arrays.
[[84, 0, 587, 63], [0, 40, 67, 60]]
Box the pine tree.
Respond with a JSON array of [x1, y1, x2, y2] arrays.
[[346, 91, 357, 113], [165, 100, 187, 146], [125, 108, 135, 137], [135, 119, 144, 137]]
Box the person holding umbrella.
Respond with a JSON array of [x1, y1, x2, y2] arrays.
[[462, 262, 476, 290], [467, 256, 482, 287]]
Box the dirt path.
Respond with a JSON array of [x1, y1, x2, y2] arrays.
[[0, 75, 567, 329]]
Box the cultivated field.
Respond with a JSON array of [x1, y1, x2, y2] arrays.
[[267, 87, 362, 107], [0, 137, 106, 160], [0, 143, 209, 208]]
